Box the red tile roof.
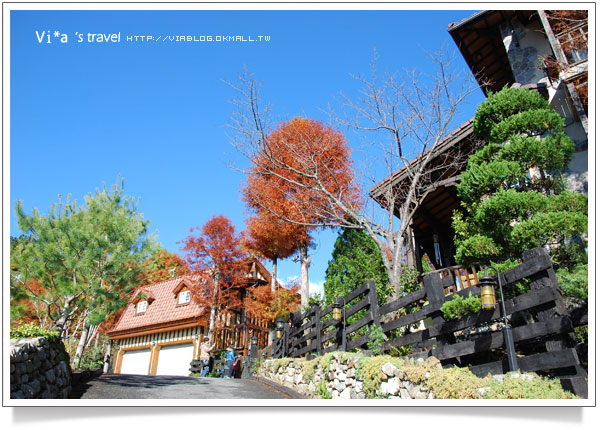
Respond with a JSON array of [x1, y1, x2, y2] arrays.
[[108, 275, 205, 335]]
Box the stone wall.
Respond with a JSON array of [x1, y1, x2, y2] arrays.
[[256, 353, 438, 399], [10, 336, 72, 399], [255, 352, 570, 400]]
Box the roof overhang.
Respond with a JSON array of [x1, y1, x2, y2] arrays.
[[448, 10, 540, 94]]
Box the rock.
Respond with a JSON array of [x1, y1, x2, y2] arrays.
[[347, 368, 356, 378], [520, 373, 534, 381], [399, 388, 412, 399], [493, 375, 504, 383], [11, 390, 25, 399], [29, 379, 41, 395], [21, 384, 36, 398], [381, 377, 400, 396], [334, 380, 346, 392], [477, 387, 490, 398], [355, 381, 363, 392], [381, 362, 398, 377], [340, 387, 352, 399], [331, 390, 340, 400], [406, 381, 421, 398], [337, 372, 346, 381], [413, 390, 428, 399], [425, 356, 442, 370], [356, 392, 366, 399]]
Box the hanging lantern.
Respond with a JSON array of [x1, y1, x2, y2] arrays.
[[332, 297, 343, 320], [478, 275, 497, 310]]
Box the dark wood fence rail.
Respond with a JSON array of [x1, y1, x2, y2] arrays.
[[270, 247, 587, 397]]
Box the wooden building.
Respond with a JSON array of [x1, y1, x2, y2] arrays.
[[370, 10, 588, 274], [107, 256, 274, 376]]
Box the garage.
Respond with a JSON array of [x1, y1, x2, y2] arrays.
[[155, 343, 195, 376], [120, 348, 151, 375]]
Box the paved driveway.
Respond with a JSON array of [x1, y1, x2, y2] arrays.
[[71, 374, 299, 399]]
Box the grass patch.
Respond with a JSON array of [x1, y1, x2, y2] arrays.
[[485, 373, 579, 399]]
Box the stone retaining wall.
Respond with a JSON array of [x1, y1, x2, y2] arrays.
[[255, 352, 561, 400], [256, 353, 436, 399], [10, 336, 72, 399]]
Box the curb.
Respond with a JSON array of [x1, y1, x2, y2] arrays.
[[249, 376, 307, 399]]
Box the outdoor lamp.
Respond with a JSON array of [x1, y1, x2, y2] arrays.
[[479, 272, 498, 310], [276, 317, 284, 339], [251, 335, 258, 346], [332, 297, 343, 320], [478, 265, 519, 372]]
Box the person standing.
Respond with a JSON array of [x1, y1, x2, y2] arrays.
[[199, 336, 215, 377], [224, 345, 236, 378]]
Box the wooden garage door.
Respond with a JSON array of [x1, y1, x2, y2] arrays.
[[155, 343, 195, 376], [120, 348, 151, 375]]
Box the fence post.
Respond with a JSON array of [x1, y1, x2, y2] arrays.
[[311, 303, 322, 355], [423, 272, 461, 365], [366, 281, 381, 330], [523, 247, 587, 398]]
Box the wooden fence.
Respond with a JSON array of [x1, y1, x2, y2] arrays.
[[271, 247, 587, 397]]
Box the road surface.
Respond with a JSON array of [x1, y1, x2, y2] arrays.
[[70, 374, 300, 399]]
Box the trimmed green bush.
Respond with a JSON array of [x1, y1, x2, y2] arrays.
[[440, 293, 481, 320]]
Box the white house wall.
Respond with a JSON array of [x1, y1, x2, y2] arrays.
[[499, 16, 588, 194]]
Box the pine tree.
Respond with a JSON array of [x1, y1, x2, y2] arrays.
[[452, 87, 587, 298], [324, 228, 390, 306], [12, 179, 157, 366]]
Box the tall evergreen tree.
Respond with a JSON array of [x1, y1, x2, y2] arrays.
[[452, 87, 587, 297], [324, 228, 390, 306], [12, 179, 157, 362]]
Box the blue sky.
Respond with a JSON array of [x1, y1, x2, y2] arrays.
[[9, 8, 484, 296]]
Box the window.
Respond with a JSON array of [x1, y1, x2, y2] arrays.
[[136, 300, 148, 313], [178, 290, 191, 305]]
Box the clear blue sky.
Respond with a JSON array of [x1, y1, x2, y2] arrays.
[[10, 8, 484, 296]]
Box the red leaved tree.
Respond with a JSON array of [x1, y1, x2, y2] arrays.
[[180, 215, 248, 342], [241, 117, 361, 307], [244, 279, 301, 323], [242, 206, 306, 293], [138, 249, 190, 285]]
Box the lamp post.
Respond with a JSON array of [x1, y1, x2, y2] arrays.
[[479, 266, 520, 372], [332, 297, 347, 352], [275, 317, 287, 357]]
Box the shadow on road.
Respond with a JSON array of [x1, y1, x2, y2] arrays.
[[70, 373, 209, 399]]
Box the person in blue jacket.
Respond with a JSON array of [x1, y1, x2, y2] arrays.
[[224, 345, 236, 378]]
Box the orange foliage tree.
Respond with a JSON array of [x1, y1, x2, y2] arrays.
[[243, 279, 301, 323], [242, 207, 306, 293], [138, 249, 190, 285], [241, 117, 361, 307], [180, 215, 248, 342]]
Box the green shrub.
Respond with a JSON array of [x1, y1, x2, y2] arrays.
[[389, 345, 412, 357], [485, 373, 578, 399], [440, 293, 481, 320], [317, 380, 331, 399], [426, 366, 487, 399], [355, 355, 404, 398], [10, 322, 60, 342], [556, 263, 588, 301], [574, 325, 588, 345], [367, 325, 386, 355]]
